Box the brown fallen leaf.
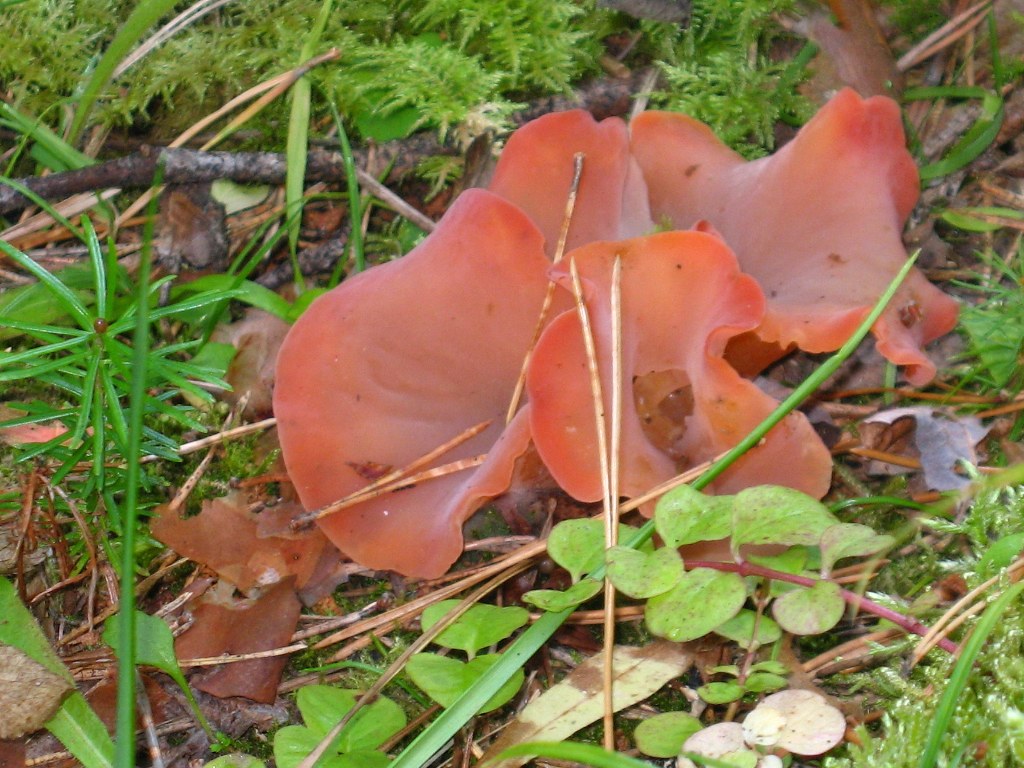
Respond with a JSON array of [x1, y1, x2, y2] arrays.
[[0, 643, 73, 739], [151, 491, 328, 593], [480, 641, 693, 767], [862, 407, 989, 490], [210, 309, 291, 418], [174, 579, 302, 703]]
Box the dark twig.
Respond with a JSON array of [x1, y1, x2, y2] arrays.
[[0, 72, 651, 217]]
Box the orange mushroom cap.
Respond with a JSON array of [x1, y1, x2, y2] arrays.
[[273, 190, 552, 578], [527, 231, 833, 506], [489, 109, 653, 255], [631, 88, 958, 385]]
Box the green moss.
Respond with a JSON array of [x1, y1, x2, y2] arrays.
[[0, 0, 604, 144], [646, 0, 812, 155], [1, 0, 808, 154], [825, 484, 1024, 767]]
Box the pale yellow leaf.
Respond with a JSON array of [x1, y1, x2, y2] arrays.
[[481, 641, 692, 767]]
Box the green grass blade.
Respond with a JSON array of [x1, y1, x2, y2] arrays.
[[919, 580, 1024, 768], [325, 94, 364, 282], [113, 164, 162, 768], [285, 0, 335, 289], [0, 238, 91, 328], [84, 219, 107, 321], [904, 86, 1004, 181], [0, 102, 93, 171], [389, 256, 919, 768], [68, 0, 180, 143]]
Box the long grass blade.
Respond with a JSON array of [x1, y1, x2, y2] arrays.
[[68, 0, 181, 143], [285, 0, 335, 289], [918, 580, 1024, 768], [114, 163, 162, 768]]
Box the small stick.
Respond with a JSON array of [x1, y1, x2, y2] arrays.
[[911, 555, 1024, 665], [602, 256, 623, 749], [289, 420, 491, 528], [505, 152, 585, 423], [179, 642, 309, 667], [897, 0, 992, 72]]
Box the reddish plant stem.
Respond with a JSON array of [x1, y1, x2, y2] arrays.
[[688, 560, 959, 655]]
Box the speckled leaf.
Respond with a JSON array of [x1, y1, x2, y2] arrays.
[[606, 545, 684, 598], [746, 546, 809, 575], [731, 486, 838, 559], [713, 610, 782, 646], [480, 642, 693, 768], [678, 723, 757, 768], [819, 524, 894, 576], [421, 601, 529, 659], [645, 568, 746, 642], [0, 644, 73, 739], [654, 485, 733, 547], [749, 690, 846, 756], [634, 712, 703, 758], [522, 578, 603, 612], [772, 580, 845, 635]]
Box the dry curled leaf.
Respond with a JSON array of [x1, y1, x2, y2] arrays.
[[862, 407, 989, 490]]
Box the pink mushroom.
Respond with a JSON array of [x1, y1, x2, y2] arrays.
[[631, 88, 958, 385], [527, 231, 833, 505], [488, 109, 653, 254], [273, 190, 553, 578]]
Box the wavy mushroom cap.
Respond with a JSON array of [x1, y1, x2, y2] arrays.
[[489, 109, 654, 254], [273, 190, 553, 578], [631, 88, 958, 385], [527, 231, 833, 506]]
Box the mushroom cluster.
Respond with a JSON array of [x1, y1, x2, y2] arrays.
[[273, 89, 958, 578]]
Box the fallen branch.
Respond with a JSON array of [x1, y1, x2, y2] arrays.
[[0, 72, 649, 217]]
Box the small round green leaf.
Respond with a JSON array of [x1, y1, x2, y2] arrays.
[[421, 601, 529, 658], [406, 653, 523, 714], [548, 520, 644, 583], [731, 486, 838, 558], [746, 546, 809, 575], [274, 725, 323, 768], [654, 485, 733, 547], [749, 660, 789, 676], [713, 610, 782, 646], [203, 756, 267, 768], [522, 578, 603, 612], [645, 568, 746, 642], [294, 686, 406, 752], [606, 546, 684, 598], [744, 671, 788, 693], [819, 524, 894, 576], [772, 580, 845, 635], [698, 681, 745, 704], [634, 712, 703, 757]]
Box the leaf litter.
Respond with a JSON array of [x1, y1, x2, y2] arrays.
[[2, 4, 1024, 767]]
